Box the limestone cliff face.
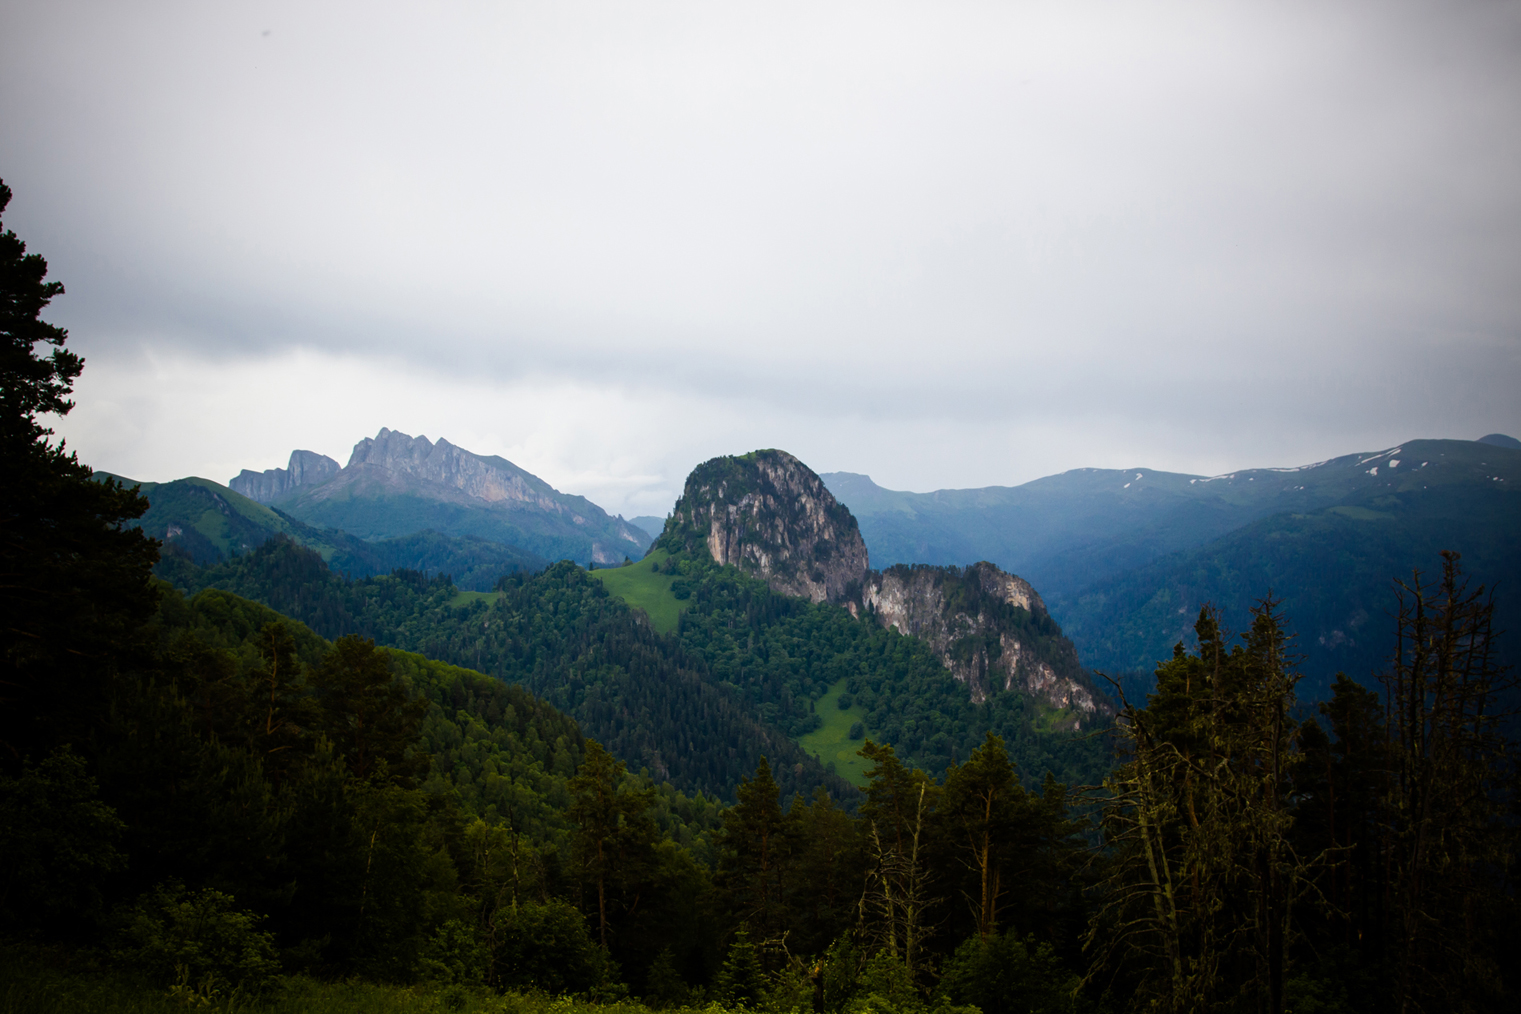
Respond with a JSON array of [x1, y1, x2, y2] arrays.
[[864, 563, 1103, 722], [269, 428, 649, 565], [657, 449, 869, 604], [662, 449, 1108, 717], [229, 450, 340, 503], [345, 429, 572, 514]]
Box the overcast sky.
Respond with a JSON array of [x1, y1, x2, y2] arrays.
[[3, 0, 1518, 518]]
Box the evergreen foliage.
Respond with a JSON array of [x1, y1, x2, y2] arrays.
[[170, 538, 849, 804]]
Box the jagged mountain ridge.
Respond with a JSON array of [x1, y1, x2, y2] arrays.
[[654, 449, 1105, 717], [262, 428, 652, 566], [229, 449, 341, 503]]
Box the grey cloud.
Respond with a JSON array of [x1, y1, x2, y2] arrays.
[[2, 0, 1518, 494]]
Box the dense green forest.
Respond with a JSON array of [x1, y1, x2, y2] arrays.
[[3, 180, 1516, 1013], [159, 541, 858, 805], [164, 538, 1111, 798]]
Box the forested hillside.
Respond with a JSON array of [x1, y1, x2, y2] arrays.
[[167, 537, 1111, 796], [166, 538, 858, 804], [1059, 486, 1521, 699]]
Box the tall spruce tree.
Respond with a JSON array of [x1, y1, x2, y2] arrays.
[[1087, 602, 1312, 1014], [0, 178, 158, 764], [1380, 553, 1516, 1013]]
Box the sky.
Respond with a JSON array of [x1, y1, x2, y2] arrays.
[[2, 0, 1518, 519]]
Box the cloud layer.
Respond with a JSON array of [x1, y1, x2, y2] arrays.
[[3, 0, 1518, 514]]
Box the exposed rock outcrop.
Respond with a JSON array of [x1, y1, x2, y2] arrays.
[[656, 449, 869, 604], [346, 429, 572, 514], [229, 450, 340, 503], [660, 449, 1109, 717], [274, 428, 650, 565], [864, 563, 1101, 720]]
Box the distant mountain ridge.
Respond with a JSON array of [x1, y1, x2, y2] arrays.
[[823, 437, 1521, 696], [251, 428, 652, 566], [230, 449, 340, 503], [95, 471, 547, 590]]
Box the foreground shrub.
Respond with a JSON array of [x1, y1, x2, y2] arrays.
[[112, 881, 280, 997]]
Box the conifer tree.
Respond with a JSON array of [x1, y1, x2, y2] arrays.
[[569, 740, 658, 949], [860, 740, 938, 979], [720, 756, 789, 938], [1380, 553, 1516, 1012], [0, 178, 158, 764], [939, 732, 1023, 941], [1087, 602, 1312, 1014]]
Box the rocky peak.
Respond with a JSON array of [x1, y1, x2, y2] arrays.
[[346, 428, 568, 512], [864, 562, 1104, 720], [657, 449, 870, 604], [348, 427, 438, 471], [229, 449, 340, 503], [662, 448, 1108, 718]]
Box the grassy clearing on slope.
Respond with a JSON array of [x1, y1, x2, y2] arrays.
[[584, 550, 685, 634], [448, 589, 501, 609], [797, 678, 871, 788]]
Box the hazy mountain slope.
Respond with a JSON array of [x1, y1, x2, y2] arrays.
[[276, 428, 651, 565], [95, 472, 347, 566], [824, 438, 1517, 601], [629, 515, 668, 538], [332, 530, 548, 590], [99, 472, 545, 590], [1060, 483, 1521, 700], [827, 439, 1520, 696]]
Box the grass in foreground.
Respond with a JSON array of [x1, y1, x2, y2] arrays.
[[0, 959, 729, 1014], [796, 678, 871, 788], [583, 551, 686, 634]]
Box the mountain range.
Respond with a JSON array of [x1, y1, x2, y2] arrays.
[[109, 425, 1518, 706], [824, 436, 1520, 697], [234, 428, 651, 566]]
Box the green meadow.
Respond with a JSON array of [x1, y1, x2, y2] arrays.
[[796, 678, 871, 788], [447, 589, 501, 609], [583, 550, 686, 634]]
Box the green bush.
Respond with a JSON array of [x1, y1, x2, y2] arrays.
[[112, 881, 280, 997], [0, 746, 125, 932], [491, 900, 608, 995], [419, 919, 489, 986], [935, 931, 1084, 1014]]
